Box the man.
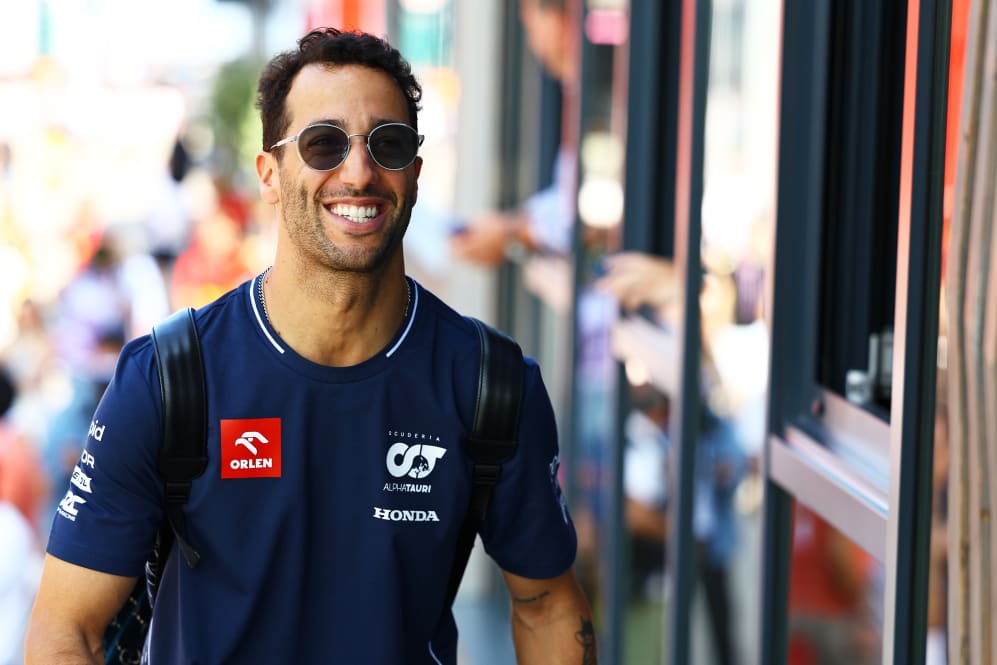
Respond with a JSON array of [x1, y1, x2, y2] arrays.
[[25, 28, 596, 664]]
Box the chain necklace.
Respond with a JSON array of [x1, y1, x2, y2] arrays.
[[258, 267, 411, 330], [402, 277, 411, 319], [259, 266, 273, 328]]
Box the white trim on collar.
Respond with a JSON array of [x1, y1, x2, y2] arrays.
[[251, 273, 285, 354], [385, 279, 419, 358], [251, 273, 417, 359]]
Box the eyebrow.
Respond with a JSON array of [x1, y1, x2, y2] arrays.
[[306, 118, 409, 130]]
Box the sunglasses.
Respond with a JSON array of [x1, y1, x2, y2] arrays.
[[270, 122, 424, 171]]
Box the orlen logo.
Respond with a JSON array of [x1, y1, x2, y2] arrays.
[[385, 443, 447, 479], [220, 418, 281, 479]]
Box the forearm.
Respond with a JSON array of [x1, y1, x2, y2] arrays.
[[24, 624, 103, 665], [511, 606, 597, 665], [25, 555, 135, 665]]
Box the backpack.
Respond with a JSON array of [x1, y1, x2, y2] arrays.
[[102, 307, 524, 664]]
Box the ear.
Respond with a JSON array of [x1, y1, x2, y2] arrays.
[[256, 151, 280, 205], [411, 156, 423, 205]]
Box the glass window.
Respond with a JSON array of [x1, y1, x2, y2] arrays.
[[787, 501, 884, 665], [812, 0, 906, 419]]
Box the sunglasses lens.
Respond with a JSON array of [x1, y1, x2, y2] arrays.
[[368, 125, 420, 170], [298, 125, 350, 171]]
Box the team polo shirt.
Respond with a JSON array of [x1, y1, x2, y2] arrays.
[[47, 276, 577, 665]]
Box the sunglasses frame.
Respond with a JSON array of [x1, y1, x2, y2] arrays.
[[269, 122, 424, 172]]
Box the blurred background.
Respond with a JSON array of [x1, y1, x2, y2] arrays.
[[0, 0, 979, 664]]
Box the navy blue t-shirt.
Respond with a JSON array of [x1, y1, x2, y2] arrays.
[[47, 275, 576, 665]]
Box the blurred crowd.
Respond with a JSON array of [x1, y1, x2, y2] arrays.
[[0, 132, 272, 664]]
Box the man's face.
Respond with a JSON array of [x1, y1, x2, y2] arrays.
[[257, 63, 422, 273]]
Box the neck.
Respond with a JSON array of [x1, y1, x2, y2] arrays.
[[261, 263, 410, 366]]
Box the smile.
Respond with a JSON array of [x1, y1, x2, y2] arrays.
[[328, 203, 381, 224]]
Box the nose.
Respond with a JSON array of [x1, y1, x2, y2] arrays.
[[336, 134, 377, 188]]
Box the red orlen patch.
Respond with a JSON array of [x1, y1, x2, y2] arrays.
[[220, 418, 282, 479]]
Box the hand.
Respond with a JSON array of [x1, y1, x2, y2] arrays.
[[593, 252, 678, 312], [450, 210, 528, 268]]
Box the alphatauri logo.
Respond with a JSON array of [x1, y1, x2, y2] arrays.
[[385, 442, 447, 479]]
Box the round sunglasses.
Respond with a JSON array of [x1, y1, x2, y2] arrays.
[[270, 122, 424, 171]]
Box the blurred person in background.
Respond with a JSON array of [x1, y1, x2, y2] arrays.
[[43, 226, 169, 526], [170, 206, 253, 309], [0, 365, 44, 665], [0, 361, 49, 534], [621, 383, 671, 663], [621, 382, 745, 665], [1, 299, 59, 454], [685, 403, 746, 665], [50, 228, 169, 380], [450, 0, 578, 265], [0, 358, 49, 534], [1, 299, 64, 537], [26, 27, 594, 665], [596, 253, 747, 665], [144, 137, 196, 288], [449, 0, 620, 614]]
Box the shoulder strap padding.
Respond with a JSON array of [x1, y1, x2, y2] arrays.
[[151, 307, 207, 568], [467, 317, 524, 466], [445, 318, 525, 608]]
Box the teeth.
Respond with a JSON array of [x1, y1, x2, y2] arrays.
[[331, 204, 378, 223]]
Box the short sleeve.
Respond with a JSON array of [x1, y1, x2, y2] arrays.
[[478, 359, 576, 579], [45, 338, 164, 577]]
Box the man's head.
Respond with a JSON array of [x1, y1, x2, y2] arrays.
[[257, 28, 423, 155], [255, 29, 424, 275], [520, 0, 575, 84]]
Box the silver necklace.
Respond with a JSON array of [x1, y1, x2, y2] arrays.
[[259, 266, 273, 327], [259, 267, 411, 328], [402, 278, 411, 319]]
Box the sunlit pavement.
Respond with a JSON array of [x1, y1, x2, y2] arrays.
[[454, 594, 517, 665]]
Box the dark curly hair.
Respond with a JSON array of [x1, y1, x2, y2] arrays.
[[257, 28, 423, 154]]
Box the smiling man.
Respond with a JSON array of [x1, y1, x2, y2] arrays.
[[25, 28, 596, 665]]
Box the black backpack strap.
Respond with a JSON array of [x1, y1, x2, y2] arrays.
[[103, 309, 207, 661], [444, 317, 524, 607], [151, 307, 208, 571]]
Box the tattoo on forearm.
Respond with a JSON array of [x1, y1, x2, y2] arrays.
[[575, 616, 596, 664], [512, 590, 550, 604]]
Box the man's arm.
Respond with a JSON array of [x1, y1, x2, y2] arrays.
[[501, 567, 597, 665], [24, 554, 138, 665]]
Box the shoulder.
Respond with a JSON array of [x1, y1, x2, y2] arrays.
[[186, 279, 252, 334], [413, 281, 533, 367], [412, 284, 476, 340], [408, 281, 546, 424], [115, 333, 157, 384], [110, 281, 249, 390]]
